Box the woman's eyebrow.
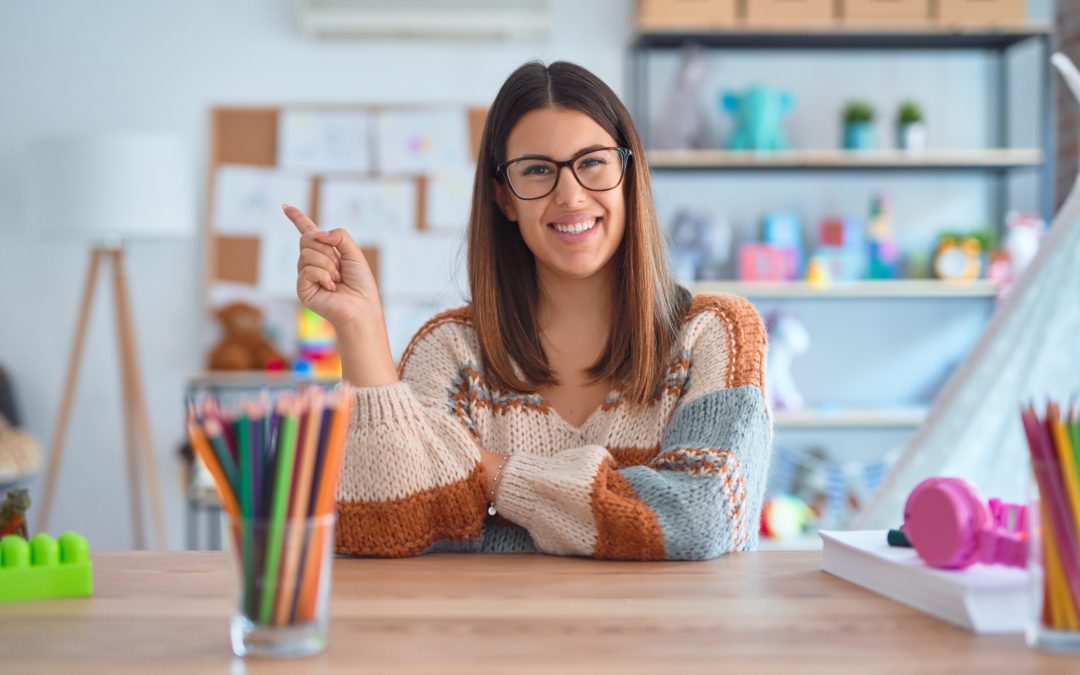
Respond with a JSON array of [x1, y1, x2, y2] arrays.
[[511, 145, 611, 161]]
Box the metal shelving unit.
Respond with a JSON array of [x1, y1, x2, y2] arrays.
[[632, 27, 1055, 534], [630, 25, 1056, 223]]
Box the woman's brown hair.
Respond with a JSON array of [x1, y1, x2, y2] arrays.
[[467, 60, 691, 406]]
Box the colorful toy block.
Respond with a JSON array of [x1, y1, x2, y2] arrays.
[[738, 244, 793, 282], [0, 532, 93, 602]]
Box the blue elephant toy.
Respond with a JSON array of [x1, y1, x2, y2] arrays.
[[722, 85, 794, 151]]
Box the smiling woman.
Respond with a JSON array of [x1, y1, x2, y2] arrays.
[[284, 60, 772, 560]]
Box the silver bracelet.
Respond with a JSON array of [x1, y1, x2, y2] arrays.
[[487, 455, 509, 516]]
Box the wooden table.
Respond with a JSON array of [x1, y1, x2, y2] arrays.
[[0, 551, 1076, 674]]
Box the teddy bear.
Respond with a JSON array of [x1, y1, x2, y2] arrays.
[[206, 301, 288, 371]]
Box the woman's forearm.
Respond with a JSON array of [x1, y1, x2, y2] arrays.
[[336, 312, 399, 388]]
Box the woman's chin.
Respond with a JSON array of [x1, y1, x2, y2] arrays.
[[542, 257, 614, 282]]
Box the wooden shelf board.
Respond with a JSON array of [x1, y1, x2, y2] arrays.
[[774, 407, 927, 429], [647, 148, 1042, 171], [691, 280, 998, 299]]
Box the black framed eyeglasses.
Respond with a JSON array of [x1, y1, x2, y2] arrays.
[[496, 146, 632, 200]]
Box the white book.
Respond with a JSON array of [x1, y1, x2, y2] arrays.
[[819, 530, 1030, 634]]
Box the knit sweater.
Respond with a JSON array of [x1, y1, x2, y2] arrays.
[[335, 293, 772, 561]]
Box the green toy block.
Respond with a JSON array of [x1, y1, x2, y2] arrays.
[[0, 532, 93, 602]]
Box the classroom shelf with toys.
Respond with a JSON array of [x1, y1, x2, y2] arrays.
[[629, 20, 1054, 544], [630, 25, 1055, 226]]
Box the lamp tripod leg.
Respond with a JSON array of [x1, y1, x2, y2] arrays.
[[111, 249, 167, 550], [36, 249, 105, 534]]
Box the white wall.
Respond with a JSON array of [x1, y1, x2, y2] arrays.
[[0, 0, 1052, 548], [0, 0, 633, 549]]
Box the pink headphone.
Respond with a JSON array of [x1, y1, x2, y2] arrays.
[[902, 477, 1029, 569]]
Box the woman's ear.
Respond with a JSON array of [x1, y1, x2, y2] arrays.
[[493, 180, 518, 222]]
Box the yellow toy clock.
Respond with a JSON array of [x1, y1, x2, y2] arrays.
[[932, 235, 983, 281]]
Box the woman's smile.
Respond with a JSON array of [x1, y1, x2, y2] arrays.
[[548, 213, 603, 243]]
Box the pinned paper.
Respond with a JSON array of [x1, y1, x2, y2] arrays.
[[277, 110, 372, 173], [375, 109, 471, 174], [214, 165, 312, 235], [379, 231, 467, 300], [258, 231, 302, 298], [425, 168, 475, 231], [318, 178, 418, 245]]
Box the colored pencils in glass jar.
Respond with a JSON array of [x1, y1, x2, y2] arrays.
[[185, 385, 352, 626], [1021, 400, 1080, 632]]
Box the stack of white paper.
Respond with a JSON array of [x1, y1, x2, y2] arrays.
[[819, 530, 1029, 634]]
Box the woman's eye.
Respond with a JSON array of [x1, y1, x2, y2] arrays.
[[577, 158, 605, 169], [521, 164, 552, 176]]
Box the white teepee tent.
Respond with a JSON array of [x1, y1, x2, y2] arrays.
[[853, 53, 1080, 528]]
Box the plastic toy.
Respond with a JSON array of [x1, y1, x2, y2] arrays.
[[0, 532, 93, 602], [804, 255, 831, 286], [765, 312, 809, 411], [866, 193, 900, 279], [903, 477, 1027, 570], [762, 211, 803, 279], [652, 45, 713, 150], [667, 209, 731, 283], [816, 216, 866, 280], [932, 235, 983, 280], [721, 85, 794, 151], [988, 211, 1046, 296], [295, 307, 341, 378], [760, 494, 816, 539], [738, 244, 791, 282], [0, 488, 29, 538]]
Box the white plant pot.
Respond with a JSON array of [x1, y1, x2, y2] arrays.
[[899, 123, 927, 152]]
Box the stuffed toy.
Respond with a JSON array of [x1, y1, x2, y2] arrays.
[[206, 302, 287, 371]]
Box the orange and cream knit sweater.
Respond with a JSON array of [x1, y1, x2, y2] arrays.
[[335, 293, 772, 561]]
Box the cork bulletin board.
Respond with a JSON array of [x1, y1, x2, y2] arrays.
[[203, 104, 488, 310]]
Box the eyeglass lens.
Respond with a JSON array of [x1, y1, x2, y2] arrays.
[[505, 148, 626, 199]]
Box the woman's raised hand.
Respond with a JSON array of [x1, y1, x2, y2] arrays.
[[284, 204, 381, 330]]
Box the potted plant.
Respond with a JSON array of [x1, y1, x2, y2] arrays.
[[842, 101, 875, 150], [897, 100, 927, 152]]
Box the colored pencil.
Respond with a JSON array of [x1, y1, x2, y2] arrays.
[[203, 418, 238, 489], [258, 396, 300, 626], [274, 387, 324, 626], [185, 420, 240, 519], [186, 384, 350, 628], [1023, 400, 1080, 632], [296, 387, 352, 621]]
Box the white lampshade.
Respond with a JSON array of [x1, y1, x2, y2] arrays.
[[24, 132, 195, 241]]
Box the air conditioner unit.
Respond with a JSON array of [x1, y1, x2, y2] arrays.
[[294, 0, 553, 41]]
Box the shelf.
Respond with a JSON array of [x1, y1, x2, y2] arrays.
[[633, 25, 1053, 50], [647, 148, 1042, 171], [774, 408, 927, 430], [691, 279, 998, 299]]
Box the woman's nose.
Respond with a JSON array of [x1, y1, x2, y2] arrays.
[[553, 165, 586, 206]]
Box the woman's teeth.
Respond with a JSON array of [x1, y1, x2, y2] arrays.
[[552, 218, 598, 234]]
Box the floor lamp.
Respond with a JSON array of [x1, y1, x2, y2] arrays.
[[24, 133, 194, 549]]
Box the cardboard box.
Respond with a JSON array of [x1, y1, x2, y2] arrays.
[[842, 0, 931, 25], [637, 0, 738, 29], [745, 0, 836, 27], [936, 0, 1025, 26]]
